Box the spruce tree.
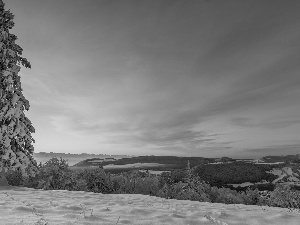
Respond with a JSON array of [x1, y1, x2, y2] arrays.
[[0, 0, 39, 185], [183, 160, 192, 183]]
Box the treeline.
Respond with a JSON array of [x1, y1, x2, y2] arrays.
[[5, 157, 300, 210], [4, 157, 300, 211], [192, 162, 279, 187]]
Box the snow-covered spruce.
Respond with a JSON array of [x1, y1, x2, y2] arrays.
[[0, 0, 39, 182]]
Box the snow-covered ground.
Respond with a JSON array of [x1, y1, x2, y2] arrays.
[[139, 169, 171, 176], [71, 163, 172, 175], [229, 182, 263, 188], [1, 186, 299, 225], [267, 167, 300, 184]]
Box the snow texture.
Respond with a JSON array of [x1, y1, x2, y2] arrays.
[[0, 186, 299, 225]]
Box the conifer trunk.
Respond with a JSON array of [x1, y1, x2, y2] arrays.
[[0, 169, 9, 186]]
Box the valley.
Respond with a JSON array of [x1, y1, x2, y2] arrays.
[[34, 153, 300, 191]]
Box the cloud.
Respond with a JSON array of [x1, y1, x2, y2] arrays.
[[137, 129, 215, 147], [49, 114, 133, 135], [9, 0, 300, 157], [203, 14, 282, 74], [244, 144, 300, 156], [231, 117, 300, 129]]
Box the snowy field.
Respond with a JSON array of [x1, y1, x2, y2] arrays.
[[1, 186, 300, 225]]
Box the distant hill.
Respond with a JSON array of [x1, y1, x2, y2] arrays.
[[261, 154, 300, 163], [69, 156, 220, 176], [33, 152, 133, 166], [72, 155, 219, 172]]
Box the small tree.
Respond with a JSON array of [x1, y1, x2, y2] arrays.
[[0, 0, 39, 186], [183, 160, 192, 183]]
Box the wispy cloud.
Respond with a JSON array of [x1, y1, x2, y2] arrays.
[[6, 0, 300, 157], [243, 144, 300, 157], [231, 117, 300, 129]]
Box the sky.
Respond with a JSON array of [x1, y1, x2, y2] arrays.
[[4, 0, 300, 158]]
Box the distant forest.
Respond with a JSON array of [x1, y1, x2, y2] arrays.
[[192, 162, 279, 186]]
